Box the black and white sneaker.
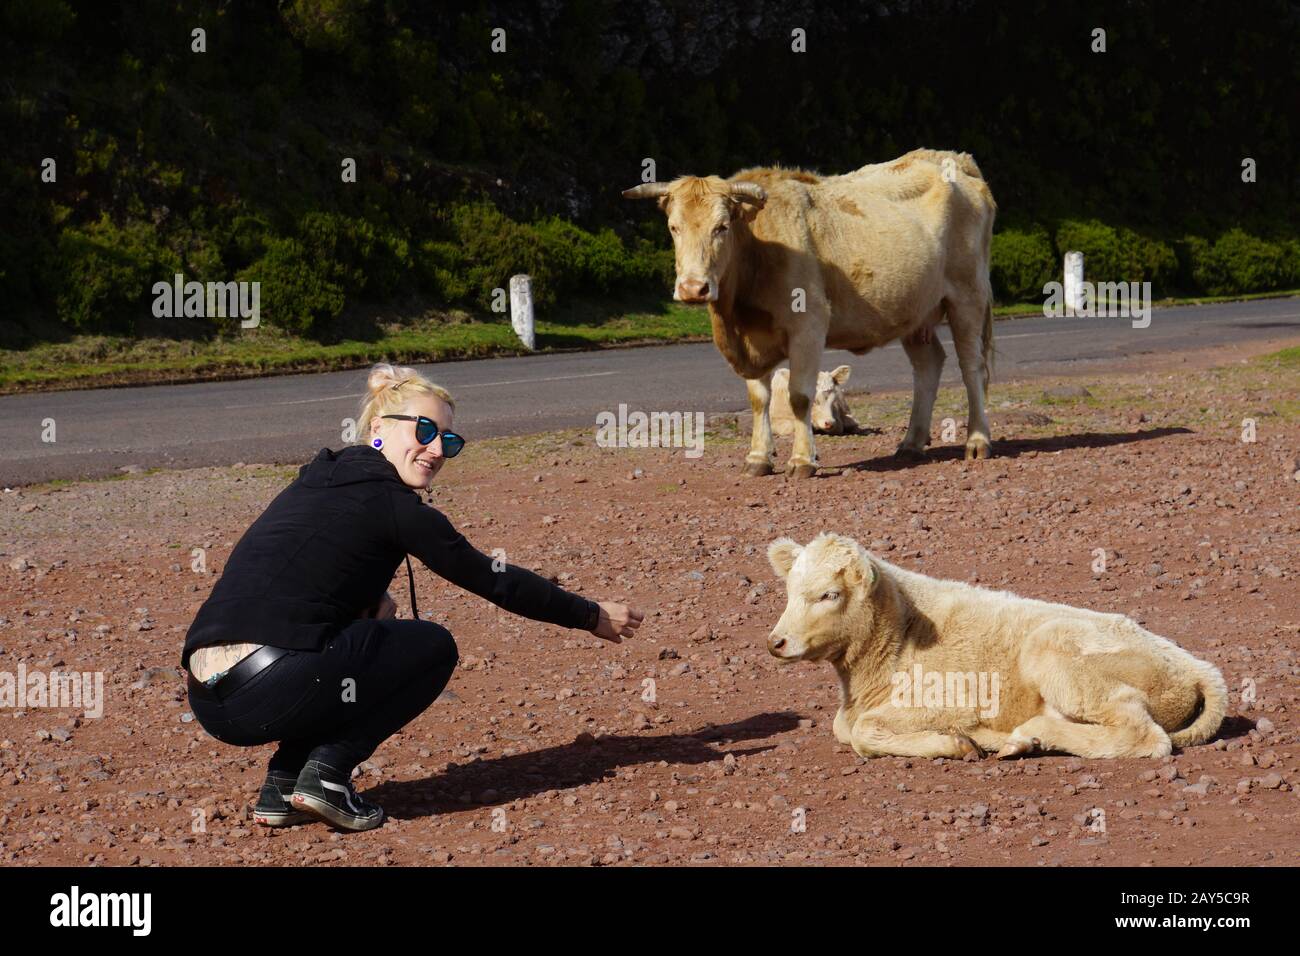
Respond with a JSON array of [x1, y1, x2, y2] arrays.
[[253, 768, 314, 827], [290, 759, 385, 832]]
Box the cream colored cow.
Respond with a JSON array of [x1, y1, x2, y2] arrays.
[[766, 532, 1227, 760], [624, 148, 996, 477], [770, 365, 860, 436]]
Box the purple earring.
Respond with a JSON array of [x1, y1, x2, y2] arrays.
[[372, 438, 383, 449]]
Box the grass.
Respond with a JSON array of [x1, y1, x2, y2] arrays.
[[0, 298, 711, 395], [1261, 345, 1300, 367], [3, 289, 1297, 395]]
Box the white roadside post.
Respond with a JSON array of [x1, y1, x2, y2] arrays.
[[1063, 251, 1084, 316], [509, 274, 536, 350]]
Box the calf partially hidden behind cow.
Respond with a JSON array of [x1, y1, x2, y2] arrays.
[[766, 533, 1227, 760], [769, 365, 861, 436]]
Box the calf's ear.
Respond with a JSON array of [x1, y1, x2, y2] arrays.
[[843, 550, 879, 593], [831, 365, 852, 385], [767, 538, 802, 579]]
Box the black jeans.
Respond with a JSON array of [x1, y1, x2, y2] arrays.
[[188, 617, 458, 775]]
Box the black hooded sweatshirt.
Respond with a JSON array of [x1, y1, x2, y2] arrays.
[[181, 445, 599, 671]]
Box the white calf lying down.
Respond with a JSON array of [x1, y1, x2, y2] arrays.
[[770, 365, 861, 436], [766, 533, 1227, 760]]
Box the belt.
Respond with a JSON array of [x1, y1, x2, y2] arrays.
[[187, 644, 293, 703]]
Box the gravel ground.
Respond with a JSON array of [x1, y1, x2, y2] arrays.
[[1, 344, 1297, 866]]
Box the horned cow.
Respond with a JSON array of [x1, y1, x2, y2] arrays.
[[624, 148, 997, 477]]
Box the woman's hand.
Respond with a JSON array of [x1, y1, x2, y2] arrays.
[[592, 601, 644, 643], [361, 591, 398, 619]]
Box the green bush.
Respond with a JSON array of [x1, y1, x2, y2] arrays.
[[296, 211, 412, 299], [239, 236, 345, 334], [415, 201, 671, 313], [532, 217, 673, 297], [441, 201, 548, 309], [415, 239, 473, 305], [1284, 239, 1300, 288], [1054, 219, 1177, 293], [216, 214, 273, 272], [990, 226, 1056, 302], [55, 215, 182, 332], [1180, 229, 1294, 296]]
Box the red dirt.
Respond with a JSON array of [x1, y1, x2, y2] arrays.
[[1, 350, 1297, 866]]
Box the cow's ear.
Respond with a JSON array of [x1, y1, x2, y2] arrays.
[[767, 538, 802, 579], [657, 194, 672, 213], [831, 365, 852, 385]]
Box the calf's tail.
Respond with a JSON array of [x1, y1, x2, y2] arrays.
[[1169, 659, 1229, 748]]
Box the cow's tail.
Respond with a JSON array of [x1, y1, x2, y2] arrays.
[[1169, 658, 1229, 749], [981, 296, 994, 394]]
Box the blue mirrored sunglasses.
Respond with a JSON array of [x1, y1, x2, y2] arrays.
[[381, 415, 466, 457]]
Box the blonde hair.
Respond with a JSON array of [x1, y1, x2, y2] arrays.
[[356, 363, 456, 445]]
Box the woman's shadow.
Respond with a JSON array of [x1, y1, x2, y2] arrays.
[[367, 711, 802, 819]]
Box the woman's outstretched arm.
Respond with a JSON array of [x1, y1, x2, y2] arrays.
[[389, 490, 601, 631]]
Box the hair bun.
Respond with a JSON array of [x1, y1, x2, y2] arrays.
[[367, 363, 401, 396]]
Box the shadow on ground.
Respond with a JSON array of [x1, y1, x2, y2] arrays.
[[829, 427, 1194, 474], [368, 711, 802, 819]]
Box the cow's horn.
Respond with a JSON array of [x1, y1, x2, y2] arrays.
[[729, 182, 767, 207], [622, 182, 671, 199]]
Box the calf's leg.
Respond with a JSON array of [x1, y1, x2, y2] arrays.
[[851, 718, 984, 759], [996, 700, 1172, 760], [999, 632, 1173, 759]]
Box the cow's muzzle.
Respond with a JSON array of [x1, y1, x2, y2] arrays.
[[675, 277, 713, 303]]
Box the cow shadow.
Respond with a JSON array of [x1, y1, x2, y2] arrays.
[[365, 711, 801, 819], [831, 426, 1192, 474]]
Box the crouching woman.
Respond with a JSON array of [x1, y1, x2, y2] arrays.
[[181, 363, 643, 831]]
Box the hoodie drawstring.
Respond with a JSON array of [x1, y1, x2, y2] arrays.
[[405, 555, 420, 620]]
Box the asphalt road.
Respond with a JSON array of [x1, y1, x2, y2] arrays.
[[2, 296, 1297, 487]]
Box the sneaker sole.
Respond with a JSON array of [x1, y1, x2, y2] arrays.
[[291, 791, 385, 832], [253, 809, 314, 827]]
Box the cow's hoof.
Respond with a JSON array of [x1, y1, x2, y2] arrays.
[[964, 437, 992, 460], [995, 735, 1040, 760], [742, 460, 775, 477], [894, 444, 927, 462], [784, 462, 818, 479]]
